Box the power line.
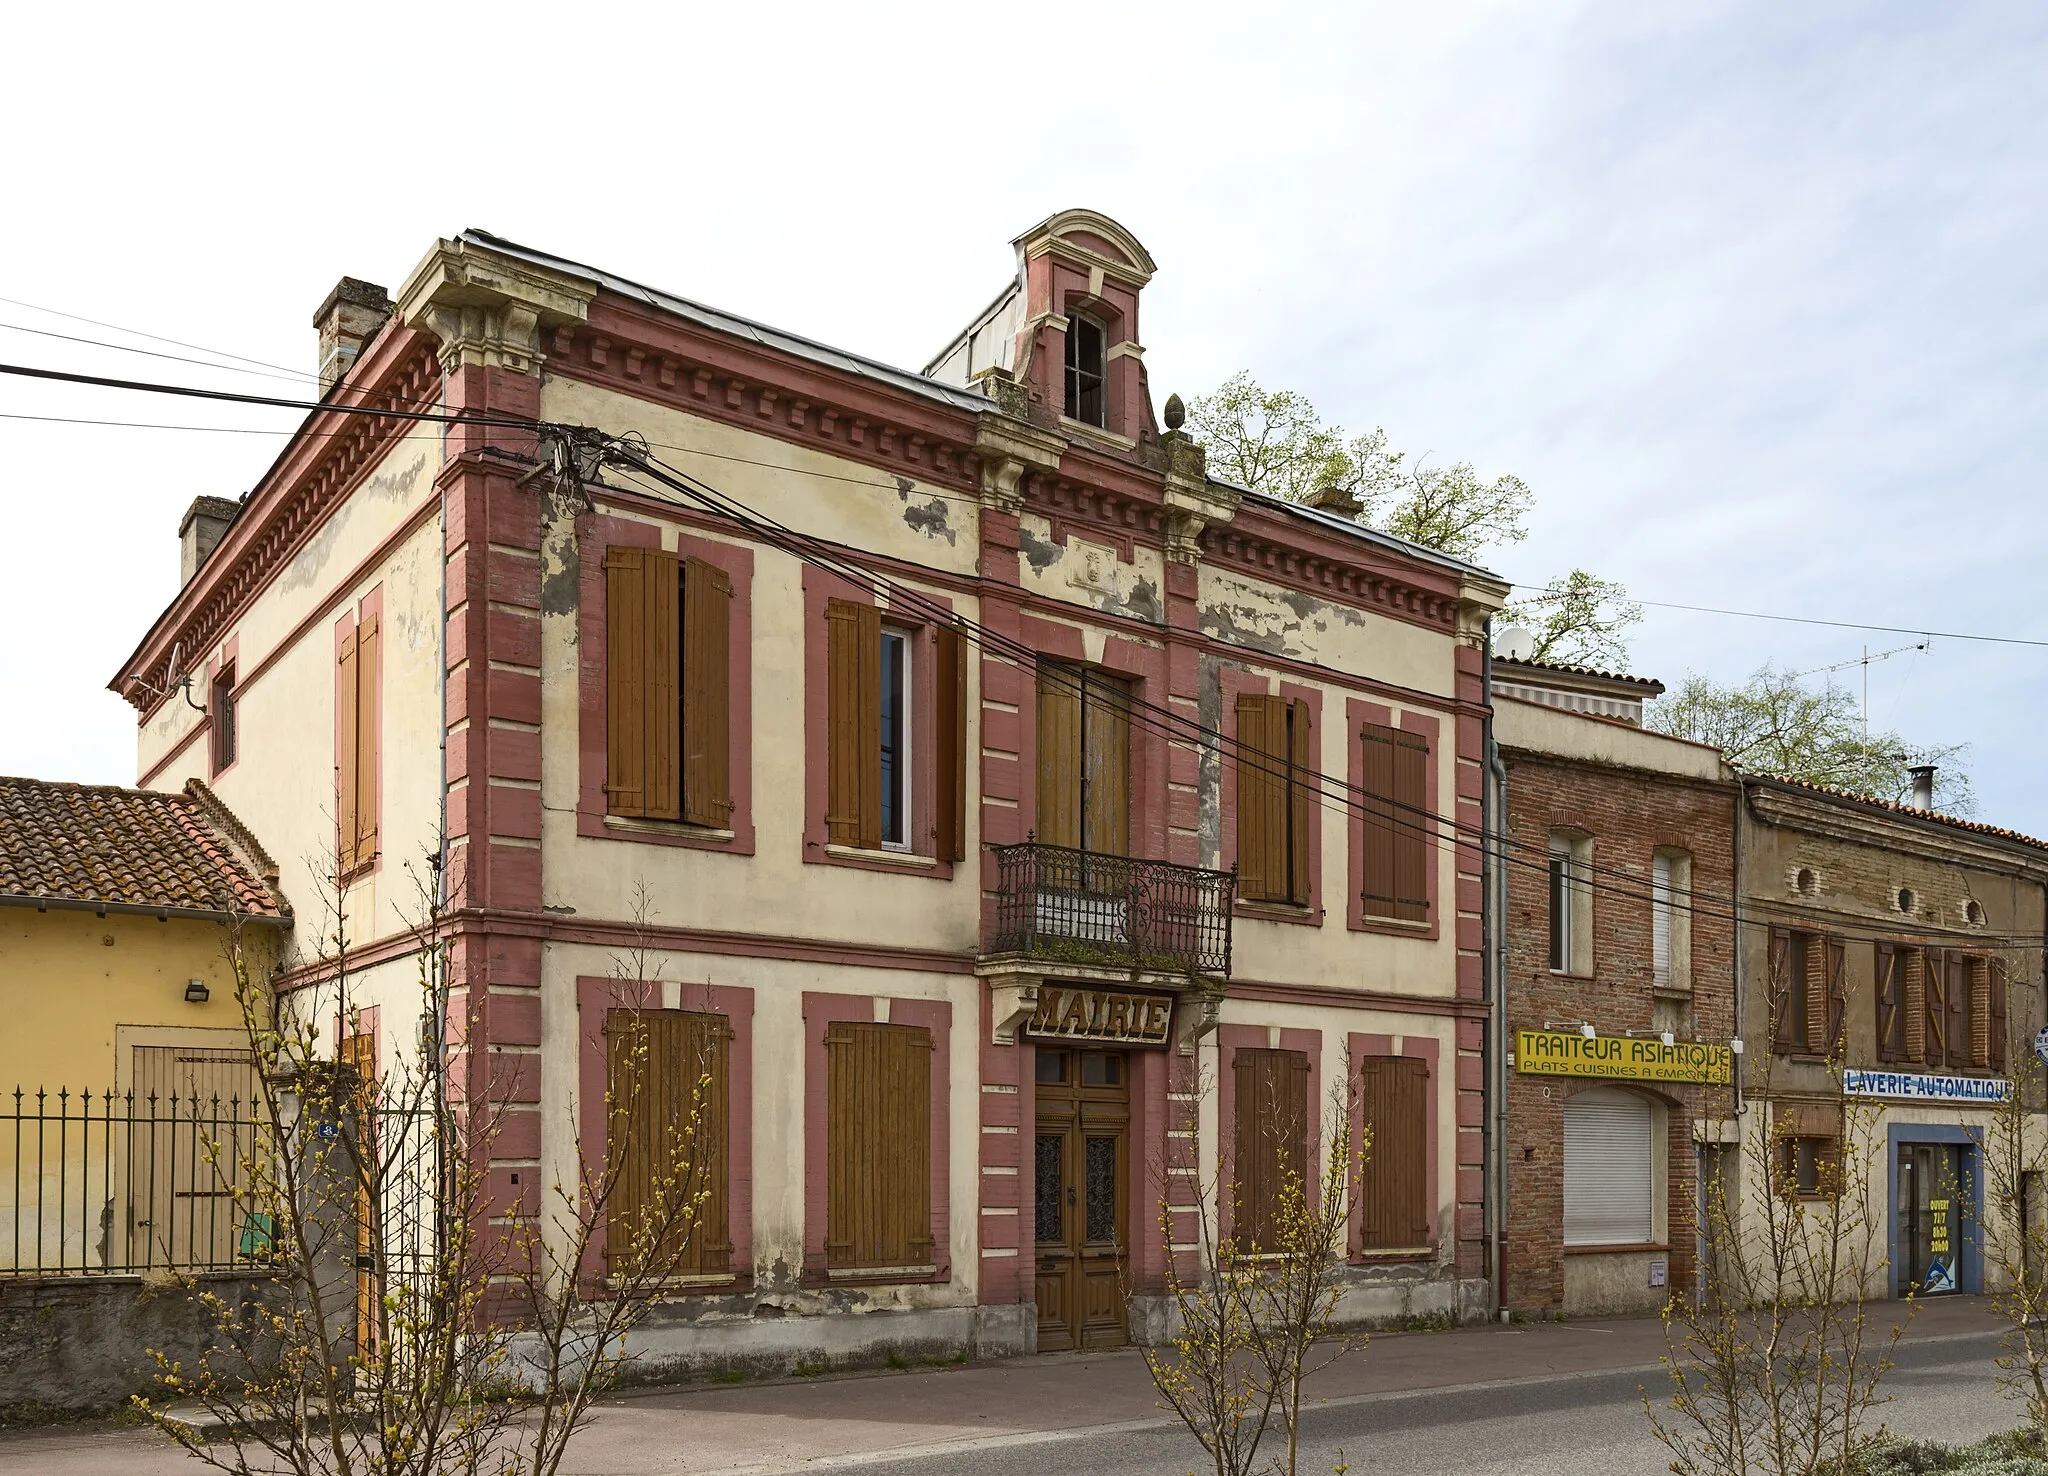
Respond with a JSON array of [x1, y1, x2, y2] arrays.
[[0, 360, 540, 431], [1511, 586, 2048, 652], [0, 321, 316, 384], [0, 293, 310, 377]]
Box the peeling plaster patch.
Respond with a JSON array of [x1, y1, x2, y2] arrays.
[[1199, 600, 1298, 657], [1126, 578, 1162, 625], [902, 496, 956, 546], [1017, 523, 1062, 572], [1197, 658, 1226, 869], [540, 516, 581, 626], [277, 451, 429, 596]]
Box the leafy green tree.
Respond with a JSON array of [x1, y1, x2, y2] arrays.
[[1500, 569, 1643, 671], [1646, 665, 1972, 813]]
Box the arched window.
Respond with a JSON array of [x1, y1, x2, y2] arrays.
[[1564, 1088, 1654, 1245]]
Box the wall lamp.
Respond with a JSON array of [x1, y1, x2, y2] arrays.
[[184, 978, 210, 1004], [1542, 1020, 1597, 1039]]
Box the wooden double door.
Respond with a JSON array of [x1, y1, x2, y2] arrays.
[[1033, 1047, 1129, 1351]]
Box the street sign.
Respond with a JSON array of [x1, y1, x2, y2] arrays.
[[2034, 1025, 2048, 1068]]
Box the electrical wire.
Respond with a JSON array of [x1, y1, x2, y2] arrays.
[[0, 321, 317, 384], [1507, 586, 2048, 651], [0, 293, 311, 377], [0, 360, 543, 431]]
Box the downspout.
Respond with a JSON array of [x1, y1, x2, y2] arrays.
[[1731, 777, 1745, 1122], [1482, 625, 1510, 1319]]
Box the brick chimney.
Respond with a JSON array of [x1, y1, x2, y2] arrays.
[[313, 278, 394, 395], [179, 496, 240, 586]]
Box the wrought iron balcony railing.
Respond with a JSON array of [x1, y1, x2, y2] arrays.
[[986, 840, 1235, 978]]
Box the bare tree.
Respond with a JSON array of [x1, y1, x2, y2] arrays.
[[1140, 1058, 1364, 1476], [134, 843, 717, 1476], [1974, 1046, 2048, 1445]]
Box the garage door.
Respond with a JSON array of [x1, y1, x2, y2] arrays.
[[1564, 1087, 1653, 1245]]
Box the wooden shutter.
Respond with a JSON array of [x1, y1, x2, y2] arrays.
[[1355, 1055, 1429, 1250], [1287, 701, 1313, 906], [680, 557, 732, 829], [1768, 929, 1793, 1051], [1924, 948, 1949, 1067], [1035, 664, 1082, 849], [337, 626, 360, 870], [825, 599, 881, 849], [1236, 693, 1286, 902], [1360, 725, 1397, 919], [825, 1021, 932, 1269], [353, 613, 380, 868], [1083, 674, 1131, 857], [1991, 962, 2010, 1071], [1232, 1048, 1308, 1251], [606, 1009, 731, 1275], [605, 546, 682, 821], [1875, 945, 1902, 1064], [1904, 948, 1928, 1064], [1945, 954, 1969, 1069], [1803, 934, 1829, 1054], [934, 624, 966, 862], [1824, 939, 1846, 1056], [1391, 730, 1429, 922], [1969, 956, 1992, 1068]]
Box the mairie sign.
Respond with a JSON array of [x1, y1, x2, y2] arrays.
[[1515, 1029, 1733, 1085]]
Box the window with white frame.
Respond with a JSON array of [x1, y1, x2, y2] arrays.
[[1652, 849, 1692, 990], [1549, 831, 1593, 974], [878, 628, 911, 849]]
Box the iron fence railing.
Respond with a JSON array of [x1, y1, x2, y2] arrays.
[[3, 1087, 268, 1278], [987, 840, 1236, 977]]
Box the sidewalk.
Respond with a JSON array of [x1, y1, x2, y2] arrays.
[[0, 1296, 2007, 1476]]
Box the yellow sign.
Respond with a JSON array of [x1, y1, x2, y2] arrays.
[[1028, 986, 1174, 1047], [1515, 1030, 1732, 1085]]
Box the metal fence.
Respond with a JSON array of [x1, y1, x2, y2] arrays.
[[4, 1086, 270, 1277], [987, 840, 1237, 977]]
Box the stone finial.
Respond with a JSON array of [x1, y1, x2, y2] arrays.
[[1162, 393, 1185, 431]]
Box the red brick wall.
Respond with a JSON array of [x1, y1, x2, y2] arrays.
[[1500, 750, 1737, 1311]]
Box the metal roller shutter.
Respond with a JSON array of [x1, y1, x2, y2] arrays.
[[1564, 1088, 1653, 1245]]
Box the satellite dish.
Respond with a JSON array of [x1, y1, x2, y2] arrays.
[[1494, 625, 1536, 662]]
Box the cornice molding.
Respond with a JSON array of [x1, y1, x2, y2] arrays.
[[395, 237, 596, 373], [1746, 784, 2048, 883]]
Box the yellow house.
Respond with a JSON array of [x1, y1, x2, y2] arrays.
[[0, 775, 289, 1274]]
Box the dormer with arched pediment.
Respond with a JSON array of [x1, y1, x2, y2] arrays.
[[925, 208, 1160, 451]]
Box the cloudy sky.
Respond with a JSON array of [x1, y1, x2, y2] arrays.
[[3, 3, 2043, 827]]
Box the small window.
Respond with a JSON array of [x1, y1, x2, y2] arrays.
[[1080, 1051, 1121, 1087], [1966, 900, 1986, 927], [1548, 832, 1592, 974], [1897, 887, 1917, 916], [1777, 1135, 1839, 1199], [1036, 1049, 1068, 1085], [879, 628, 911, 850], [1795, 867, 1817, 896], [210, 664, 237, 774], [1064, 316, 1106, 427]]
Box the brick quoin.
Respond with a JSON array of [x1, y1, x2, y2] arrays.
[[1500, 749, 1737, 1313]]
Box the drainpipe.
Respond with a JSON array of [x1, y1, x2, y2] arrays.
[[1482, 626, 1510, 1319], [1731, 778, 1745, 1122]]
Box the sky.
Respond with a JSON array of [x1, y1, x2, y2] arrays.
[[3, 2, 2044, 828]]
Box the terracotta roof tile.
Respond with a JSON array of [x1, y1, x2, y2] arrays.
[[0, 777, 288, 919], [1752, 774, 2048, 853], [1494, 655, 1664, 689]]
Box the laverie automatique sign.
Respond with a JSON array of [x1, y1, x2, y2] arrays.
[[1842, 1069, 2011, 1104], [1515, 1030, 1733, 1085]]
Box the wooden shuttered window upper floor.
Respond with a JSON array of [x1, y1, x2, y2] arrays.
[[825, 1021, 934, 1271], [1232, 1047, 1309, 1251], [1769, 928, 1845, 1057], [1360, 722, 1429, 923], [605, 546, 732, 828], [604, 1008, 732, 1277], [1355, 1055, 1430, 1253], [336, 611, 379, 874], [1875, 943, 2007, 1072], [823, 599, 968, 861], [1235, 694, 1313, 906], [1036, 663, 1131, 856]]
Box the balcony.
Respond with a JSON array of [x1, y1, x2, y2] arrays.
[[985, 840, 1236, 979]]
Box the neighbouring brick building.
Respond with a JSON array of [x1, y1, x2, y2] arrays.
[[1493, 655, 1739, 1316]]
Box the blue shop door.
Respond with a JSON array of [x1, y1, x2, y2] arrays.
[[1898, 1143, 1963, 1295]]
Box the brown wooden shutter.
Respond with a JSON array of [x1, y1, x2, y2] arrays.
[[825, 599, 881, 849], [605, 546, 682, 821], [1356, 1055, 1429, 1250], [337, 626, 360, 871], [1232, 1048, 1308, 1252], [1035, 664, 1082, 849], [1768, 929, 1794, 1051], [606, 1009, 731, 1275], [1083, 674, 1132, 857], [1360, 724, 1397, 918], [825, 1021, 932, 1269], [1391, 730, 1430, 922], [934, 624, 966, 862], [1991, 962, 2010, 1071], [1904, 948, 1928, 1064], [1824, 938, 1846, 1056], [1287, 701, 1313, 905], [1969, 956, 1992, 1068], [1236, 693, 1286, 902], [1924, 949, 1949, 1067], [1802, 933, 1828, 1054], [1945, 954, 1969, 1069], [1875, 945, 1901, 1064], [681, 557, 732, 829], [353, 613, 380, 869]]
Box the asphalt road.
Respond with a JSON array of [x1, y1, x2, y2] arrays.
[[747, 1332, 2012, 1476]]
